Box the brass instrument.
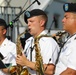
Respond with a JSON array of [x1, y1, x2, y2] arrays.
[[34, 36, 44, 75], [52, 31, 69, 47], [9, 30, 31, 75], [9, 30, 67, 75], [34, 31, 68, 75], [34, 30, 68, 47], [34, 35, 53, 75], [34, 35, 52, 75]]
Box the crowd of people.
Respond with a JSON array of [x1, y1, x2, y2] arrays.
[[0, 2, 76, 75]]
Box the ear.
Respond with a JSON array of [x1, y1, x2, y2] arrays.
[[40, 20, 45, 27], [3, 29, 7, 35]]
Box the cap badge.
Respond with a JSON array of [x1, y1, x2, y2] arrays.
[[65, 4, 68, 11], [25, 11, 30, 18]]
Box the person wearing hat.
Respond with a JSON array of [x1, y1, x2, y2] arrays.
[[0, 18, 16, 75], [54, 3, 76, 75], [16, 9, 59, 75]]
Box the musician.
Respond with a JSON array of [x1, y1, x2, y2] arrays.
[[54, 3, 76, 75], [16, 9, 60, 75], [0, 18, 16, 75]]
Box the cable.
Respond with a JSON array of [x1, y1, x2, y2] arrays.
[[22, 0, 28, 10]]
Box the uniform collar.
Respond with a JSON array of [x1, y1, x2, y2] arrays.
[[38, 30, 48, 36], [1, 38, 8, 47], [68, 33, 76, 40]]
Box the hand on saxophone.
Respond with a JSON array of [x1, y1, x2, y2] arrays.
[[16, 53, 29, 66]]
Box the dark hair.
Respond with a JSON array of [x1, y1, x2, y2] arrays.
[[0, 18, 7, 29]]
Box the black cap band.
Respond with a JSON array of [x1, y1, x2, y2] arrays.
[[24, 9, 47, 24], [63, 3, 76, 12]]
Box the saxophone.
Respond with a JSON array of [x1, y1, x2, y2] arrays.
[[34, 35, 48, 75], [34, 31, 68, 75], [9, 30, 31, 75]]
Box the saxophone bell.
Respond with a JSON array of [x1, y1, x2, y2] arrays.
[[9, 66, 17, 74]]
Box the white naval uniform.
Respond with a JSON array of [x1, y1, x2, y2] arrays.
[[0, 38, 16, 75], [54, 34, 76, 75], [24, 30, 60, 75]]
